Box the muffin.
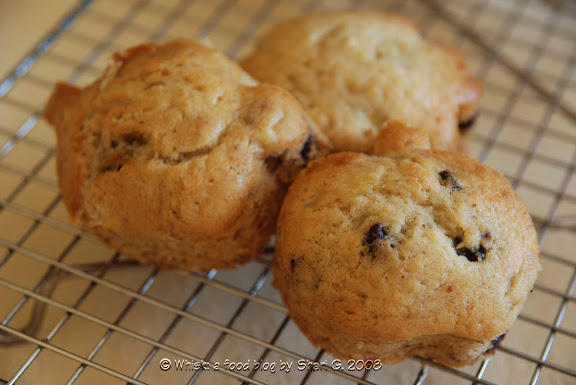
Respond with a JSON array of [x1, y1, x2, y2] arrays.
[[241, 11, 483, 153], [44, 38, 327, 271], [274, 143, 541, 366]]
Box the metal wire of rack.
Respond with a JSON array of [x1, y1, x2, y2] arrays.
[[0, 0, 575, 384]]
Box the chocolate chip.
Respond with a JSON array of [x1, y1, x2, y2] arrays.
[[439, 170, 462, 191], [300, 135, 313, 160], [363, 223, 396, 257], [456, 245, 486, 262], [290, 259, 295, 272], [365, 223, 387, 245], [492, 334, 505, 346], [458, 115, 477, 131], [486, 333, 505, 354]]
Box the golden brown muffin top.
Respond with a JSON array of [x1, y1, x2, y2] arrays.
[[242, 11, 483, 153], [44, 38, 321, 238], [275, 150, 540, 343]]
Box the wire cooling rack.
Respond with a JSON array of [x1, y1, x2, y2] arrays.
[[0, 0, 575, 384]]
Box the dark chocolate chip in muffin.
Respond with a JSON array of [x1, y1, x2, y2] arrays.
[[485, 333, 506, 354], [365, 223, 387, 245], [456, 245, 486, 262], [300, 135, 314, 160], [458, 114, 477, 131], [439, 170, 462, 191], [364, 223, 397, 256]]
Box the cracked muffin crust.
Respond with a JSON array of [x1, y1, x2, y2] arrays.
[[241, 11, 483, 153], [44, 38, 326, 271], [274, 150, 540, 366]]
